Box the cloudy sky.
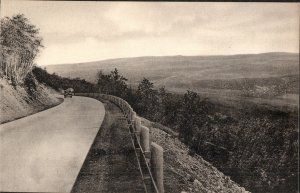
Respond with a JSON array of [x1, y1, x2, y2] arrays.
[[1, 1, 299, 66]]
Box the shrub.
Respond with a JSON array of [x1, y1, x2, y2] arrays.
[[24, 72, 37, 96]]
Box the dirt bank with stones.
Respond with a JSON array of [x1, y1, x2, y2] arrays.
[[141, 117, 250, 193], [0, 78, 62, 124]]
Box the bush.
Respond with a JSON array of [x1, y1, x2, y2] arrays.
[[24, 72, 37, 96]]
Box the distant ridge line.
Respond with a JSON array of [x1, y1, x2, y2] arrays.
[[45, 52, 299, 67]]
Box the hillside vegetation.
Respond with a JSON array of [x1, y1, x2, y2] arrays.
[[0, 14, 43, 85], [0, 14, 61, 123], [142, 117, 249, 193], [0, 78, 61, 124]]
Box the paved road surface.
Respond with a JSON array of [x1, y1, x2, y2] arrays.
[[0, 96, 105, 192]]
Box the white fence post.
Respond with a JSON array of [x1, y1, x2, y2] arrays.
[[151, 142, 164, 193], [141, 126, 150, 158]]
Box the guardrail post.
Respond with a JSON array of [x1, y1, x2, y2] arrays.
[[131, 111, 136, 122], [133, 116, 141, 148], [129, 107, 133, 119], [134, 117, 141, 133], [151, 142, 164, 193], [130, 111, 136, 128], [141, 126, 150, 159]]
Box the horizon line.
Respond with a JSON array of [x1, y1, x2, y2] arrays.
[[42, 51, 299, 66]]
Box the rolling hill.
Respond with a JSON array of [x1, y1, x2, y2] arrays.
[[46, 52, 299, 109], [46, 52, 298, 83]]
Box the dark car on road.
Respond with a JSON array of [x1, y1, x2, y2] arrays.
[[64, 88, 74, 98]]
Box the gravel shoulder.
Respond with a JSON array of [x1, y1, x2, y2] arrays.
[[71, 99, 144, 193]]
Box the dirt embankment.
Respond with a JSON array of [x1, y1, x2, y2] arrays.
[[141, 118, 250, 193], [0, 78, 62, 124]]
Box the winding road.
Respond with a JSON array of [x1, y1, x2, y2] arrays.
[[0, 96, 105, 192]]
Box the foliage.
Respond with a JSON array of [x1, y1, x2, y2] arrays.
[[177, 91, 208, 144], [0, 14, 43, 85], [135, 78, 159, 120], [23, 72, 37, 96], [33, 66, 97, 93], [97, 68, 128, 98], [97, 70, 112, 94]]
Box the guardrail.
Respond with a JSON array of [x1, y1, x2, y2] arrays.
[[75, 93, 165, 193]]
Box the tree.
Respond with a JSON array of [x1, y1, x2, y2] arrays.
[[178, 90, 210, 144], [136, 78, 159, 119], [110, 68, 128, 97], [97, 70, 111, 94], [0, 14, 43, 85], [161, 92, 181, 127], [33, 66, 97, 93], [96, 68, 128, 97]]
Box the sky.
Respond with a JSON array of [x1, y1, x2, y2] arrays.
[[1, 1, 299, 66]]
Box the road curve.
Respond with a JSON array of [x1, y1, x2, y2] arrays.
[[0, 96, 105, 192]]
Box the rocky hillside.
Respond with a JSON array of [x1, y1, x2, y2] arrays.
[[141, 117, 250, 193], [0, 78, 62, 124]]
